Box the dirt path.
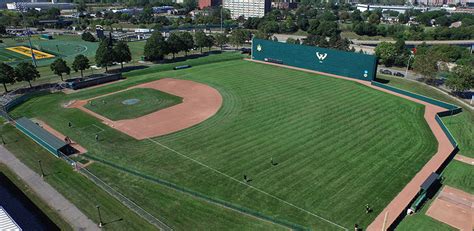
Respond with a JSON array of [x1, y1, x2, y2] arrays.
[[248, 59, 457, 231], [32, 119, 88, 154], [68, 78, 222, 140], [426, 186, 473, 230], [454, 154, 474, 166]]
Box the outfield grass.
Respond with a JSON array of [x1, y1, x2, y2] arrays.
[[9, 59, 439, 229], [377, 75, 473, 158], [1, 109, 284, 230], [84, 88, 182, 121], [0, 164, 73, 230], [377, 75, 473, 230]]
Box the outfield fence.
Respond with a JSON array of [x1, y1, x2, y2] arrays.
[[370, 80, 462, 230], [84, 153, 309, 231]]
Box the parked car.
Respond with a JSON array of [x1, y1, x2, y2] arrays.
[[393, 72, 405, 77], [379, 69, 392, 75]]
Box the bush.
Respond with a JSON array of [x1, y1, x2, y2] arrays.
[[81, 31, 96, 42]]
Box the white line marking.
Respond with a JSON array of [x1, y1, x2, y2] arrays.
[[147, 138, 348, 230]]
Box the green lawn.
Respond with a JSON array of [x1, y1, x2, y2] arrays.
[[441, 160, 473, 194], [0, 164, 72, 230], [9, 59, 438, 230], [0, 125, 156, 230], [376, 75, 473, 230], [377, 75, 473, 158], [84, 88, 182, 121]]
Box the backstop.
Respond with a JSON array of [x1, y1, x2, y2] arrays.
[[251, 38, 378, 81]]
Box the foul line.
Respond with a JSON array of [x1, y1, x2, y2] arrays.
[[147, 138, 348, 230]]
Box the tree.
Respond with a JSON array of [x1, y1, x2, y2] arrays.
[[81, 31, 96, 42], [205, 35, 214, 52], [15, 62, 40, 88], [375, 42, 398, 67], [167, 32, 183, 59], [230, 29, 249, 49], [95, 38, 115, 72], [144, 31, 167, 61], [180, 32, 194, 57], [215, 33, 228, 50], [195, 30, 207, 53], [72, 54, 90, 78], [413, 53, 439, 84], [368, 12, 381, 24], [286, 37, 297, 44], [0, 25, 6, 35], [113, 41, 132, 70], [446, 65, 474, 93], [0, 63, 15, 92], [351, 10, 363, 22], [50, 58, 70, 81], [183, 0, 197, 12]]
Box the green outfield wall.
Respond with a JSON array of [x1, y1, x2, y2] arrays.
[[251, 38, 378, 81]]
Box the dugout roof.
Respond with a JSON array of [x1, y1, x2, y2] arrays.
[[15, 117, 67, 153]]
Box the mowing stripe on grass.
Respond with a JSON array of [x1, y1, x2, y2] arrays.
[[147, 138, 348, 230], [83, 154, 303, 230]]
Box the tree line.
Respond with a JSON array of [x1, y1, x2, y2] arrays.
[[144, 30, 235, 61]]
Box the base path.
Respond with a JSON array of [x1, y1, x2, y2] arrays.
[[0, 145, 99, 231], [68, 78, 223, 140], [248, 59, 457, 231], [426, 186, 473, 230]]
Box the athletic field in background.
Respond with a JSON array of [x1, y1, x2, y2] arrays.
[[0, 35, 98, 66]]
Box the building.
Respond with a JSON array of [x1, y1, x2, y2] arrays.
[[223, 0, 271, 19], [6, 0, 75, 11], [356, 4, 429, 13], [198, 0, 221, 9], [0, 206, 21, 231]]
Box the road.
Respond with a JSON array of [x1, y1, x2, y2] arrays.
[[0, 145, 100, 231]]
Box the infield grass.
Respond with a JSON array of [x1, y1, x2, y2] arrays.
[[84, 88, 182, 121], [9, 59, 439, 230]]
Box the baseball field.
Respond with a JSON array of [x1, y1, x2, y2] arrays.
[[8, 57, 439, 230]]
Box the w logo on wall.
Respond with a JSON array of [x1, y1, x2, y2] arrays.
[[316, 52, 327, 63]]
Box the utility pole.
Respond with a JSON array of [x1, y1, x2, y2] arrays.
[[405, 54, 413, 78], [220, 7, 223, 32], [96, 205, 103, 227], [38, 160, 45, 178], [18, 3, 37, 67]]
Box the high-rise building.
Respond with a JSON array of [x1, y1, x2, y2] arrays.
[[223, 0, 271, 19], [198, 0, 221, 9]]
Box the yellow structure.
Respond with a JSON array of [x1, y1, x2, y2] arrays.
[[6, 46, 55, 60]]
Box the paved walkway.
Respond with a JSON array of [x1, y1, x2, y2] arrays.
[[0, 145, 99, 231]]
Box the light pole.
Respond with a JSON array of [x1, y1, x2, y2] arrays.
[[96, 205, 103, 227], [220, 7, 223, 32], [38, 160, 45, 178], [18, 3, 37, 67], [405, 54, 413, 78]]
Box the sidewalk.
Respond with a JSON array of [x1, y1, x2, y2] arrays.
[[0, 145, 100, 231]]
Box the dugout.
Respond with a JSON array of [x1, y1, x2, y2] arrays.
[[15, 117, 76, 157], [65, 73, 123, 90], [408, 172, 441, 213]]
